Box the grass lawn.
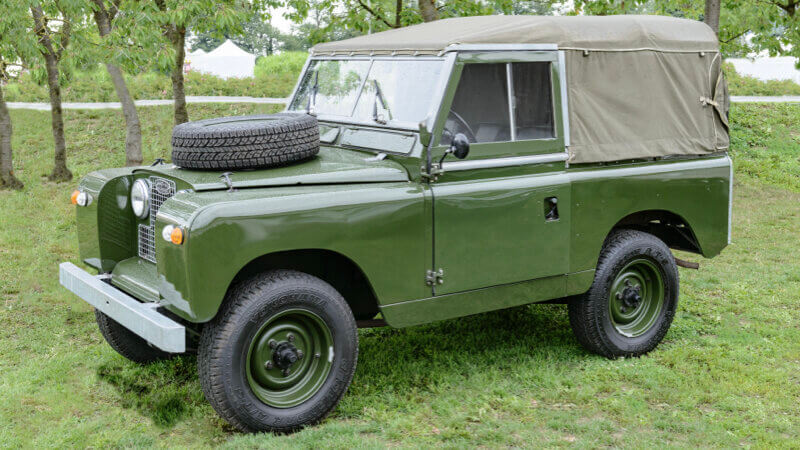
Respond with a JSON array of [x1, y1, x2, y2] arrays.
[[0, 103, 798, 447]]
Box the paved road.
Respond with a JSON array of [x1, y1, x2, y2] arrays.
[[7, 96, 289, 111], [730, 95, 800, 103], [6, 95, 799, 110]]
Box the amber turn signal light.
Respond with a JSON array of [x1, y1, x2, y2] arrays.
[[170, 227, 184, 245], [70, 190, 80, 205]]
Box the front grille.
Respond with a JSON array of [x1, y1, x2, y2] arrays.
[[137, 176, 176, 263]]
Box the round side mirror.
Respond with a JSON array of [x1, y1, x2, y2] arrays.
[[451, 133, 470, 160]]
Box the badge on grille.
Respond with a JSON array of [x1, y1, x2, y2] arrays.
[[154, 179, 173, 196]]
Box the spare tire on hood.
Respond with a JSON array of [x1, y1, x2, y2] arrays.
[[171, 113, 320, 170]]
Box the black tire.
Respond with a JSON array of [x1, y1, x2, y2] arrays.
[[198, 270, 358, 433], [171, 113, 320, 170], [568, 229, 679, 358], [95, 310, 173, 364]]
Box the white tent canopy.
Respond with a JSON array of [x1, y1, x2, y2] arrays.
[[186, 40, 255, 79], [727, 56, 800, 84]]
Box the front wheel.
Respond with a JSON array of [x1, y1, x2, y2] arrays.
[[198, 270, 358, 433], [95, 310, 173, 364], [568, 230, 679, 358]]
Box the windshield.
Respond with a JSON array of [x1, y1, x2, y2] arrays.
[[289, 58, 444, 124]]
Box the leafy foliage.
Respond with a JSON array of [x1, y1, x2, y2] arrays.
[[281, 0, 556, 39], [572, 0, 800, 62]]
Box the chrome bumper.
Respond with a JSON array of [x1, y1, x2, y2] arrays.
[[59, 262, 185, 353]]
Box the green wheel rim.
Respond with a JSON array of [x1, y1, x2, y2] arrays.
[[246, 309, 334, 408], [608, 258, 665, 337]]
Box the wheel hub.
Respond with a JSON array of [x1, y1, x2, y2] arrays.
[[617, 280, 643, 312], [269, 339, 304, 375], [246, 309, 334, 408], [608, 258, 666, 337]]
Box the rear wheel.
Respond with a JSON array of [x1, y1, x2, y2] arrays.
[[95, 310, 173, 364], [568, 230, 679, 358], [198, 270, 358, 433]]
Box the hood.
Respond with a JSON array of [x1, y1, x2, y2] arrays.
[[138, 147, 409, 192]]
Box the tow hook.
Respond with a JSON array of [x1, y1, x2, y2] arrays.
[[673, 256, 700, 270]]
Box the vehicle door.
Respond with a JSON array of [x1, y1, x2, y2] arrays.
[[428, 50, 571, 295]]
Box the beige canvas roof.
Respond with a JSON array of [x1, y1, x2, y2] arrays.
[[311, 15, 719, 55]]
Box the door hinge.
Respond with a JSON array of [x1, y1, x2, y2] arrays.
[[420, 163, 444, 182], [425, 268, 444, 286]]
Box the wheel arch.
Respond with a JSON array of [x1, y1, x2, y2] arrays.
[[228, 249, 381, 321], [610, 209, 702, 254]]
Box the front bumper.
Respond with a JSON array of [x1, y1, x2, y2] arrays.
[[59, 262, 185, 353]]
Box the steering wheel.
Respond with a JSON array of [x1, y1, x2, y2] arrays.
[[443, 110, 476, 144]]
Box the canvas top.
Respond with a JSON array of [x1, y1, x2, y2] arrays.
[[311, 15, 719, 55]]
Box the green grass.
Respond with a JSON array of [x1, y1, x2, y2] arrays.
[[0, 103, 799, 447]]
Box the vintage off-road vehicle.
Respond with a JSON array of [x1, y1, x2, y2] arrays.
[[60, 15, 731, 432]]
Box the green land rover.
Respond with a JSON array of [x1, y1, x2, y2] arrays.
[[60, 15, 732, 432]]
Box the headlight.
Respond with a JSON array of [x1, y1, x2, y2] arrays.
[[131, 178, 150, 219]]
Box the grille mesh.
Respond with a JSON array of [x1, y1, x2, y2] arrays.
[[137, 176, 176, 263], [138, 224, 155, 262]]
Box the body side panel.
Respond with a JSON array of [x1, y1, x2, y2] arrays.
[[155, 182, 430, 322], [567, 155, 731, 277]]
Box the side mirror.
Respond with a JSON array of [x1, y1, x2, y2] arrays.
[[450, 133, 470, 159]]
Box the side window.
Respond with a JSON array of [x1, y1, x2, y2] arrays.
[[444, 63, 510, 145], [442, 61, 555, 146], [513, 62, 554, 140]]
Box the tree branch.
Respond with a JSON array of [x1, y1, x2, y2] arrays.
[[721, 29, 750, 44], [30, 5, 57, 58], [355, 0, 396, 28]]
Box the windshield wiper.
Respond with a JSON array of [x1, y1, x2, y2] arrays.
[[372, 79, 391, 124], [306, 69, 319, 115]]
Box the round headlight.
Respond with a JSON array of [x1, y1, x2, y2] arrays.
[[131, 178, 150, 219]]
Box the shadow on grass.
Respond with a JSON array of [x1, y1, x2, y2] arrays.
[[350, 303, 583, 394], [97, 354, 205, 428], [95, 303, 581, 429]]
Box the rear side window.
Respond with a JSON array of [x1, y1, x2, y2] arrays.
[[513, 62, 554, 140], [443, 61, 554, 145]]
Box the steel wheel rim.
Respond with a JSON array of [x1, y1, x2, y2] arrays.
[[246, 308, 334, 408], [608, 258, 665, 337]]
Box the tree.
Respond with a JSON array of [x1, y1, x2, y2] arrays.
[[571, 1, 800, 63], [0, 65, 23, 190], [28, 0, 86, 182], [283, 0, 537, 37], [89, 0, 143, 166], [418, 0, 438, 22], [140, 0, 254, 126], [704, 0, 720, 33], [0, 3, 35, 190]]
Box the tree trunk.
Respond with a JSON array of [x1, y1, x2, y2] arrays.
[[170, 27, 188, 125], [106, 63, 143, 165], [93, 0, 143, 166], [31, 4, 72, 182], [0, 84, 23, 190], [43, 52, 71, 182], [395, 0, 403, 27], [418, 0, 438, 22], [704, 0, 721, 34]]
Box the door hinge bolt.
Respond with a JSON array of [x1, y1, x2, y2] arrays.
[[426, 268, 444, 286]]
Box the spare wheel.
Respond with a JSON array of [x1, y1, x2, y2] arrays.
[[171, 113, 320, 170]]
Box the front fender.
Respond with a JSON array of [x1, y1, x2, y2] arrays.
[[155, 182, 429, 322]]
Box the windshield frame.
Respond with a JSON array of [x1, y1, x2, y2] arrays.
[[286, 54, 456, 132]]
